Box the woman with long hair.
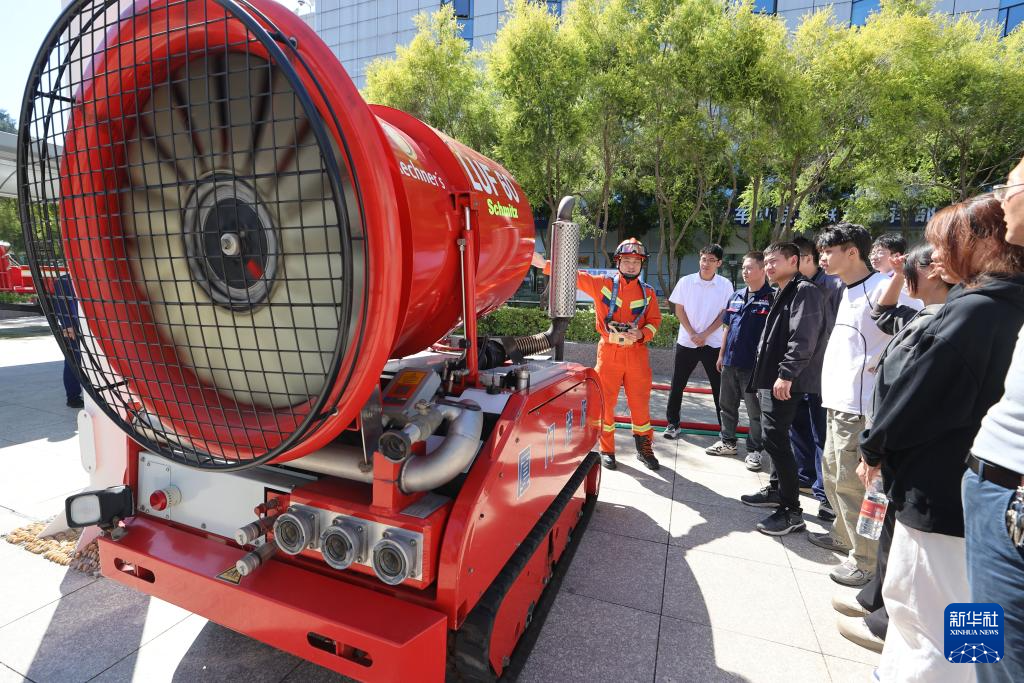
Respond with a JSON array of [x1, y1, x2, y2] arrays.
[[859, 194, 1024, 682]]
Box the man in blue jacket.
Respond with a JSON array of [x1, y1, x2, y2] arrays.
[[708, 251, 773, 470]]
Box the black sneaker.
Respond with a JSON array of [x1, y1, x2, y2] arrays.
[[634, 434, 660, 471], [818, 501, 836, 522], [740, 485, 782, 508], [662, 424, 680, 440], [66, 396, 84, 409], [757, 508, 806, 536], [600, 452, 617, 470]]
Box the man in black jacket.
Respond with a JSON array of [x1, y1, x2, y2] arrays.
[[741, 242, 829, 535]]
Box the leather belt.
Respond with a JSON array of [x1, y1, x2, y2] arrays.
[[968, 453, 1024, 490]]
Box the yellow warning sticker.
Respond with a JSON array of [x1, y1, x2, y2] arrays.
[[396, 370, 427, 387], [217, 566, 242, 584]]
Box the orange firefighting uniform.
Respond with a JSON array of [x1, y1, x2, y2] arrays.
[[544, 263, 662, 453]]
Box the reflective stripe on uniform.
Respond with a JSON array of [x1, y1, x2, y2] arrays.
[[632, 422, 652, 432], [644, 323, 657, 335], [603, 423, 617, 432]]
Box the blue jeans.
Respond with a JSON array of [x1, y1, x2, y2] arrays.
[[63, 338, 81, 401], [963, 467, 1024, 683], [789, 393, 826, 504]]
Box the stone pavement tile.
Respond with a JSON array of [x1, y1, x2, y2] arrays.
[[825, 655, 877, 682], [662, 547, 819, 651], [779, 516, 845, 576], [562, 528, 666, 614], [0, 579, 191, 683], [0, 507, 36, 535], [0, 543, 96, 630], [672, 441, 760, 480], [518, 591, 660, 683], [668, 500, 790, 567], [0, 663, 26, 683], [592, 486, 672, 544], [91, 615, 308, 683], [0, 403, 77, 446], [793, 569, 881, 667], [0, 441, 89, 518], [655, 615, 831, 683], [599, 433, 675, 498], [672, 469, 768, 515]]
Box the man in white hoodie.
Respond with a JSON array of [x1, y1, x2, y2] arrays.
[[811, 223, 918, 587]]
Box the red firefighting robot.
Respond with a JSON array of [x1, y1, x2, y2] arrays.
[[536, 238, 661, 470]]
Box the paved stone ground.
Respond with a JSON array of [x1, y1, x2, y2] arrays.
[[0, 328, 878, 683]]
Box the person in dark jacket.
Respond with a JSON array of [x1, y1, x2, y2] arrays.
[[965, 156, 1024, 683], [52, 273, 83, 409], [832, 243, 953, 654], [740, 242, 828, 536], [859, 195, 1024, 682], [789, 236, 844, 519]]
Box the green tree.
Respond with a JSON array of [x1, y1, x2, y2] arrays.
[[848, 2, 1024, 223], [363, 7, 494, 152], [0, 110, 15, 134], [486, 0, 589, 246], [563, 0, 645, 264]]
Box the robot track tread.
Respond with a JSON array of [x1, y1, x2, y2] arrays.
[[448, 451, 599, 682]]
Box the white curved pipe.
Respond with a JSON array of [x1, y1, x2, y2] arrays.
[[287, 404, 483, 493], [399, 404, 484, 493]]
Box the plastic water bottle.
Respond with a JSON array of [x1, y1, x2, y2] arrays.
[[856, 473, 888, 540]]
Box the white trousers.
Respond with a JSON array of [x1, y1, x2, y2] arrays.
[[879, 520, 975, 683]]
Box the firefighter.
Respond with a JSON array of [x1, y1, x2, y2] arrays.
[[533, 238, 662, 470]]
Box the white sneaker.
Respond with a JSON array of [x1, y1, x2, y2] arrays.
[[705, 440, 738, 456], [744, 450, 764, 471]]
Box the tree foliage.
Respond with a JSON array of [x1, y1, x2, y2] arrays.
[[363, 7, 494, 151], [360, 0, 1024, 289]]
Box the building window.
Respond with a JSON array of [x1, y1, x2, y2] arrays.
[[451, 0, 471, 18], [547, 0, 563, 15], [999, 1, 1024, 36], [753, 0, 776, 13], [459, 17, 474, 42], [850, 0, 880, 26]]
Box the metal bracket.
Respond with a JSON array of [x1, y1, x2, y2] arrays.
[[360, 387, 384, 467]]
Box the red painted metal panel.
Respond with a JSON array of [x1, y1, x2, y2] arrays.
[[99, 517, 447, 682]]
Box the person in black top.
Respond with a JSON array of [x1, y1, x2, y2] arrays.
[[859, 195, 1024, 682], [790, 235, 844, 521], [739, 242, 828, 536]]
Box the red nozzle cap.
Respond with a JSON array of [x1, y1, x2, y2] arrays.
[[149, 489, 169, 511]]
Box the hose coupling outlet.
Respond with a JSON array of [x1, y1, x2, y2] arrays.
[[273, 507, 319, 555]]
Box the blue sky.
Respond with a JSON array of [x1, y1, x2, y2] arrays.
[[0, 0, 305, 126], [1, 1, 62, 123]]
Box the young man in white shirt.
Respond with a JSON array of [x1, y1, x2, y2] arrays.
[[663, 244, 735, 440], [869, 233, 906, 277], [811, 223, 916, 587]]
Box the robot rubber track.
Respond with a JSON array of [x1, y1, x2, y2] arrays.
[[450, 452, 599, 681]]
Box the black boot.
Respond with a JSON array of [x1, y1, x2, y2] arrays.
[[634, 434, 659, 471], [600, 452, 617, 470]]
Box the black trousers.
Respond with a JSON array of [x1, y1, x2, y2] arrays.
[[760, 389, 803, 511], [857, 500, 895, 638], [666, 344, 722, 426]]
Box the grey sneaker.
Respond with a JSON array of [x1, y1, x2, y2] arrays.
[[744, 450, 764, 471], [808, 532, 850, 554], [663, 424, 681, 440], [705, 440, 738, 456], [830, 560, 873, 587]]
